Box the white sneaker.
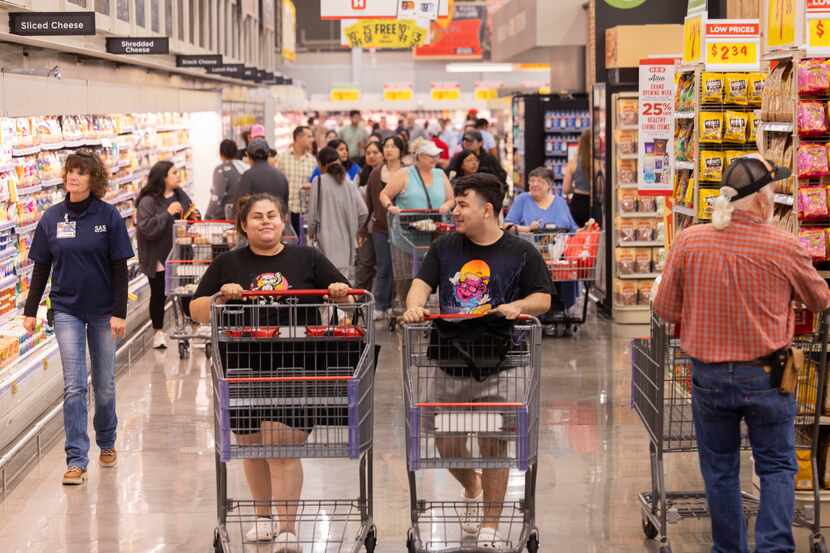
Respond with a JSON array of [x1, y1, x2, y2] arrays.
[[478, 528, 508, 551], [373, 310, 386, 321], [245, 517, 276, 543], [274, 531, 302, 553], [152, 331, 167, 349], [461, 488, 483, 534]]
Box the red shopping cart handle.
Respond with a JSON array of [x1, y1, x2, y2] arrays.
[[398, 209, 442, 213], [423, 313, 534, 321], [182, 219, 234, 224], [240, 289, 370, 297]]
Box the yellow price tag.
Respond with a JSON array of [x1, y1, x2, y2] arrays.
[[431, 88, 460, 101], [767, 0, 797, 48], [330, 89, 360, 102], [383, 89, 413, 102], [683, 14, 704, 64], [809, 17, 830, 50], [706, 41, 757, 67], [474, 88, 498, 101]]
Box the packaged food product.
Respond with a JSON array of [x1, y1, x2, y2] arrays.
[[638, 195, 657, 214], [748, 73, 765, 106], [614, 279, 638, 306], [724, 111, 749, 143], [653, 248, 667, 272], [637, 281, 653, 306], [700, 112, 724, 143], [618, 159, 636, 185], [674, 119, 695, 161], [748, 111, 761, 143], [634, 249, 652, 274], [617, 217, 635, 243], [700, 151, 725, 182], [798, 101, 828, 136], [800, 228, 827, 260], [698, 189, 720, 220], [684, 177, 696, 206], [725, 73, 749, 105], [798, 186, 829, 221], [799, 59, 830, 94], [655, 221, 666, 243], [636, 219, 655, 242], [798, 143, 829, 178], [619, 189, 638, 213], [616, 248, 635, 275], [617, 98, 638, 126], [675, 72, 696, 112], [701, 72, 724, 103], [617, 130, 637, 155], [724, 150, 745, 168]]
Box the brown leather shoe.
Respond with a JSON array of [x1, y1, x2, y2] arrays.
[[99, 448, 117, 468], [62, 466, 87, 485]]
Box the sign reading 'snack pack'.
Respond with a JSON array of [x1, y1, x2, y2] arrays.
[[106, 37, 169, 55], [175, 55, 223, 68], [9, 12, 95, 36]]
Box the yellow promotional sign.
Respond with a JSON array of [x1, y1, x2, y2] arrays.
[[683, 13, 705, 64], [766, 0, 797, 48], [474, 88, 498, 101], [808, 16, 830, 51], [431, 87, 461, 101], [383, 88, 414, 102], [343, 19, 429, 49], [330, 88, 360, 102], [706, 41, 758, 66]]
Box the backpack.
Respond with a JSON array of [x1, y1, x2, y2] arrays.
[[427, 315, 519, 381]]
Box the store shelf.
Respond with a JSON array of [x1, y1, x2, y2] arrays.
[[545, 128, 588, 134], [545, 152, 569, 158], [0, 164, 15, 174], [0, 273, 18, 290], [619, 240, 664, 247], [619, 212, 661, 218], [675, 161, 694, 171], [40, 178, 63, 188], [18, 263, 33, 278], [618, 183, 639, 189], [0, 221, 15, 234], [0, 247, 17, 263], [12, 146, 40, 157], [15, 221, 38, 235], [15, 184, 42, 197], [119, 207, 135, 219], [775, 194, 794, 206], [619, 273, 661, 280], [40, 142, 65, 151], [110, 173, 137, 186], [617, 124, 638, 130], [107, 191, 136, 205], [618, 153, 638, 160], [673, 205, 696, 217], [674, 112, 695, 119], [762, 122, 794, 133]]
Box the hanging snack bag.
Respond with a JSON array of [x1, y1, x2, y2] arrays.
[[799, 58, 830, 94], [653, 248, 668, 272], [800, 229, 828, 261], [614, 279, 638, 306], [724, 150, 746, 168], [637, 281, 654, 306], [684, 177, 696, 206], [798, 143, 829, 178], [798, 101, 828, 136], [636, 219, 655, 242], [748, 73, 765, 106], [724, 73, 749, 105], [617, 217, 636, 243], [798, 186, 829, 221], [634, 249, 653, 274], [747, 111, 761, 143], [724, 111, 749, 143], [616, 248, 635, 276], [700, 112, 723, 143], [700, 151, 725, 182], [619, 189, 638, 213], [701, 72, 724, 103], [638, 195, 657, 214]]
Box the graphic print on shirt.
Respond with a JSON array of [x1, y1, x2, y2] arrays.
[[250, 272, 289, 292], [448, 259, 492, 314]]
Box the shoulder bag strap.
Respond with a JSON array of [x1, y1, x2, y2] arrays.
[[411, 166, 433, 210], [315, 175, 323, 235]]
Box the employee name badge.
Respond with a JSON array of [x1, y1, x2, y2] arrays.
[[57, 221, 76, 239]]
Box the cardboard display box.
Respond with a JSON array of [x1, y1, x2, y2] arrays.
[[605, 24, 683, 69]]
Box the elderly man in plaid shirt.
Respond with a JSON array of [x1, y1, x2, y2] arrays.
[[654, 155, 830, 553]]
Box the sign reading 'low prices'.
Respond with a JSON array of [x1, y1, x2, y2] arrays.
[[807, 0, 830, 54], [703, 19, 761, 71], [430, 82, 461, 101], [638, 58, 676, 197], [342, 19, 429, 48]]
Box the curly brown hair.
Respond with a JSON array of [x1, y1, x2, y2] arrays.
[[63, 150, 109, 198]]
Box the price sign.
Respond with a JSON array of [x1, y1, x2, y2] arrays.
[[474, 87, 498, 101], [765, 0, 799, 49], [431, 83, 460, 101], [683, 13, 705, 64], [383, 88, 414, 101], [704, 20, 760, 71], [330, 88, 360, 102], [808, 15, 830, 53]]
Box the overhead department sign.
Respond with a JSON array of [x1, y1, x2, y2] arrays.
[[342, 19, 429, 48]]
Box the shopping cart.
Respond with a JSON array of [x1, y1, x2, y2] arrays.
[[631, 309, 829, 553], [517, 225, 600, 337], [165, 220, 237, 359], [402, 314, 542, 553], [210, 289, 377, 553], [388, 210, 453, 331]]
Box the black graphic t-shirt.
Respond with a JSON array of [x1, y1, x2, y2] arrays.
[[194, 244, 349, 325], [417, 232, 553, 314]]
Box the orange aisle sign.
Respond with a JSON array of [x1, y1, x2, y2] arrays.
[[683, 12, 706, 64], [430, 82, 460, 101], [765, 0, 799, 49], [474, 81, 500, 102], [807, 0, 830, 55], [330, 88, 361, 102], [704, 19, 761, 71], [383, 84, 414, 101]]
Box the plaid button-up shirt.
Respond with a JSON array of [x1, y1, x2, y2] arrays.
[[654, 210, 830, 363], [276, 149, 317, 213]]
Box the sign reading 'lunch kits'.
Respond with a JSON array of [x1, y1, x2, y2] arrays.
[[9, 12, 95, 36], [106, 37, 169, 55], [175, 55, 223, 68]]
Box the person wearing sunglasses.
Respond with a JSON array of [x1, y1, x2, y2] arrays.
[[654, 154, 830, 553], [22, 150, 134, 486]]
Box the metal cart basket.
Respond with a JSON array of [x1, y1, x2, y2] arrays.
[[165, 220, 237, 359], [211, 289, 377, 553], [402, 314, 542, 553], [631, 309, 829, 553]]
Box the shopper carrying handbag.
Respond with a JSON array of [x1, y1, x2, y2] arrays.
[[22, 150, 134, 485], [136, 160, 196, 349]]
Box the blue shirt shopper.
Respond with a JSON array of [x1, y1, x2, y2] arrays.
[[24, 151, 133, 486]]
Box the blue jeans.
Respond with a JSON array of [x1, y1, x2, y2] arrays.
[[692, 360, 797, 553], [372, 231, 393, 311], [54, 311, 118, 469]]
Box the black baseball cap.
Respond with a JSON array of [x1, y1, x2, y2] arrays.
[[722, 156, 790, 201], [247, 138, 270, 157], [462, 130, 483, 143]]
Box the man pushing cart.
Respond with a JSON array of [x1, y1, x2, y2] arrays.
[[402, 174, 552, 552]]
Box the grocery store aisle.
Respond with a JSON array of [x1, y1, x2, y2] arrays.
[[0, 316, 816, 553]]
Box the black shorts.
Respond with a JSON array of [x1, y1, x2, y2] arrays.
[[220, 340, 363, 435]]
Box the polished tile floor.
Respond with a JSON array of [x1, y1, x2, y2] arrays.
[[0, 316, 821, 552]]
